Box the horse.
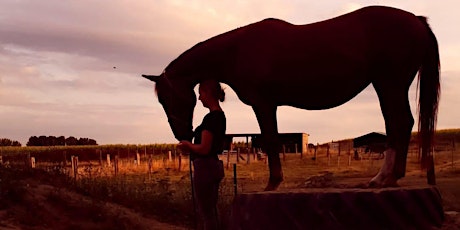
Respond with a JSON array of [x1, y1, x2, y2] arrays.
[[142, 6, 440, 190]]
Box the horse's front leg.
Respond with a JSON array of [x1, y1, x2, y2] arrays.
[[253, 105, 284, 191]]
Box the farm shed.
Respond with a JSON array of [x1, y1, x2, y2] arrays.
[[224, 133, 309, 154], [353, 132, 386, 147], [353, 132, 387, 154]]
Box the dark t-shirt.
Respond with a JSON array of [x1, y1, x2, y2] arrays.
[[192, 110, 226, 160]]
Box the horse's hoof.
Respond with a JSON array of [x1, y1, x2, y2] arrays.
[[264, 177, 283, 191], [368, 180, 381, 188], [368, 176, 399, 188], [382, 178, 399, 187]]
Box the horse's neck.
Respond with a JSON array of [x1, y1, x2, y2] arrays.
[[168, 69, 226, 90], [166, 31, 235, 85], [166, 74, 197, 92]]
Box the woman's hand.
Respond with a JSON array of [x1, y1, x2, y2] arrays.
[[177, 130, 213, 156], [177, 140, 192, 154]]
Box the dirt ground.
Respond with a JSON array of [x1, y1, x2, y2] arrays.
[[1, 161, 459, 229], [0, 177, 187, 230]]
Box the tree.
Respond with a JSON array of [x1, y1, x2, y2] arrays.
[[87, 138, 97, 145], [38, 136, 48, 146], [57, 136, 66, 146], [66, 136, 78, 146], [77, 138, 98, 145], [0, 138, 22, 147], [25, 136, 98, 146], [27, 136, 39, 146]]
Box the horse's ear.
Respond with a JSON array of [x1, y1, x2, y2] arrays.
[[141, 74, 161, 82]]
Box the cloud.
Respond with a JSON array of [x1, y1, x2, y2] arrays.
[[1, 0, 459, 145]]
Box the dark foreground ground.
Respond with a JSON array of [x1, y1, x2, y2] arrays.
[[0, 164, 459, 230]]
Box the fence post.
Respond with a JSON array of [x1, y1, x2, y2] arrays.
[[178, 154, 182, 171], [314, 143, 318, 162], [247, 150, 250, 164], [71, 156, 78, 180], [237, 148, 240, 164], [348, 144, 352, 166], [99, 150, 103, 166], [233, 163, 237, 196], [226, 149, 231, 169], [107, 154, 111, 167], [452, 139, 455, 170], [71, 156, 75, 178], [337, 142, 341, 167], [30, 157, 36, 168], [114, 155, 119, 176], [148, 154, 153, 178], [136, 153, 141, 166], [300, 144, 303, 159]]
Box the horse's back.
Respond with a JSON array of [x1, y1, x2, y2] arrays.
[[233, 5, 428, 77], [228, 6, 431, 108], [245, 6, 418, 30]]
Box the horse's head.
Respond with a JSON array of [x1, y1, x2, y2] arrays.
[[142, 73, 196, 142]]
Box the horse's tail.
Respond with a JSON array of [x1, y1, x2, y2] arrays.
[[417, 16, 440, 169]]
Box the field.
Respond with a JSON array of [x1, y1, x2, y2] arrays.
[[1, 134, 460, 229]]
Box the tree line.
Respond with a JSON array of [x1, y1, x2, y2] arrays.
[[26, 136, 98, 146], [0, 138, 22, 147]]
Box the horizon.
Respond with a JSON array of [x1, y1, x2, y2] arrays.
[[5, 127, 460, 147]]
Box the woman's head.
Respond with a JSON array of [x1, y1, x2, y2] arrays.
[[199, 79, 225, 102], [198, 79, 225, 109]]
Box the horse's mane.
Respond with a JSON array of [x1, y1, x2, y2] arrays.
[[164, 25, 244, 76], [163, 18, 291, 77]]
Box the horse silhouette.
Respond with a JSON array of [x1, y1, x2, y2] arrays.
[[142, 6, 440, 190]]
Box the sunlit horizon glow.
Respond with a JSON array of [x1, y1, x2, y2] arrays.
[[1, 1, 459, 145]]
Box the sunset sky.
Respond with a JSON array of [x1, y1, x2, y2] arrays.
[[1, 1, 459, 145]]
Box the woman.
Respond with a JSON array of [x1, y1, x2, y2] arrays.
[[178, 79, 226, 230]]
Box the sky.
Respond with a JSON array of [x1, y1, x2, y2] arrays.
[[1, 0, 459, 145]]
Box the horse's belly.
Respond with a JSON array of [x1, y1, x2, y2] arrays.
[[275, 79, 370, 110]]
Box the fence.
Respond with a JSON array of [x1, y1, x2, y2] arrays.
[[1, 140, 458, 180]]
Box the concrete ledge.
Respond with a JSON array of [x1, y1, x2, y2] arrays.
[[229, 186, 444, 230]]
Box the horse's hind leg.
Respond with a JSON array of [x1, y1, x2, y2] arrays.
[[371, 84, 414, 187], [252, 105, 284, 191]]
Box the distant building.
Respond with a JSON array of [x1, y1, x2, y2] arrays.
[[224, 133, 309, 154], [353, 132, 387, 154]]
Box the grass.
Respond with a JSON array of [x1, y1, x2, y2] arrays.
[[1, 139, 459, 229]]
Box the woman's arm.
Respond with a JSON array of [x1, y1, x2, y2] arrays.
[[178, 130, 213, 155]]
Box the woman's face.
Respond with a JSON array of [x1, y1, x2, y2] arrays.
[[198, 85, 210, 108]]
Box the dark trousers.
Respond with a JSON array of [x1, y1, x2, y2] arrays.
[[193, 158, 224, 230]]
